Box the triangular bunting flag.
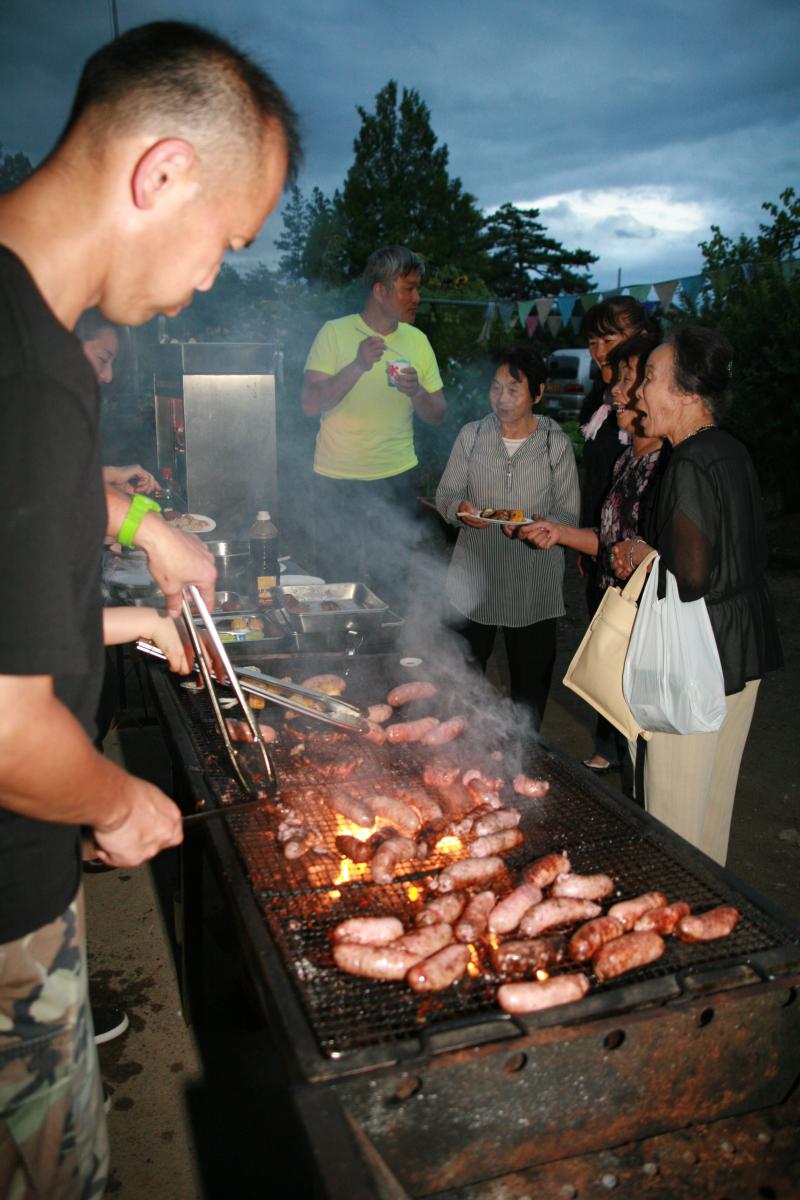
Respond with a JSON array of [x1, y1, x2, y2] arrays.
[[678, 274, 704, 303], [626, 283, 651, 302], [535, 297, 554, 323], [579, 292, 599, 312], [654, 280, 678, 310], [556, 295, 577, 324], [525, 315, 539, 336], [708, 267, 734, 295], [477, 318, 492, 346], [498, 302, 514, 327], [484, 302, 496, 319], [546, 314, 562, 336], [644, 301, 659, 318], [741, 263, 754, 282], [518, 300, 534, 323]]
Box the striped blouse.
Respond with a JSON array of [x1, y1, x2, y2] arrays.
[[435, 413, 580, 626]]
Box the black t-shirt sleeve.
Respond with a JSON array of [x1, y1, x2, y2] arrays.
[[0, 370, 97, 676]]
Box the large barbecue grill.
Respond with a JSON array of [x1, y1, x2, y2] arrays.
[[146, 649, 800, 1196]]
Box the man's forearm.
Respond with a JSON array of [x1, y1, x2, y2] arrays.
[[302, 362, 367, 416], [0, 678, 135, 830], [411, 388, 446, 425]]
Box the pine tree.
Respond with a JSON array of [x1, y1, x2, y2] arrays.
[[482, 203, 597, 298]]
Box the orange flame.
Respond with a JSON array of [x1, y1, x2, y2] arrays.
[[466, 943, 480, 977], [535, 969, 549, 981], [332, 814, 374, 886], [434, 835, 463, 855]]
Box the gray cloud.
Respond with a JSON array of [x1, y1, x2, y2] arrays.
[[1, 0, 797, 290]]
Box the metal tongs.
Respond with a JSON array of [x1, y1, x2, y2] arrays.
[[179, 586, 278, 821]]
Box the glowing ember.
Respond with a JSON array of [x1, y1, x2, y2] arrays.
[[406, 884, 421, 902], [327, 889, 341, 900], [466, 943, 480, 977], [434, 835, 463, 855], [333, 858, 369, 886], [535, 969, 549, 981]]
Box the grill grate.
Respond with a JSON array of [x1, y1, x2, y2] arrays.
[[171, 666, 799, 1059]]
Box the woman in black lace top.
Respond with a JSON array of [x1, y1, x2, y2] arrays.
[[613, 326, 783, 864]]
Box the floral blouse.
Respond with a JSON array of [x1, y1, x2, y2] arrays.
[[596, 445, 661, 590]]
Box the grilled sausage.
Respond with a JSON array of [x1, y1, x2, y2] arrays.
[[371, 837, 417, 884], [257, 722, 279, 743], [675, 906, 740, 943], [550, 872, 615, 902], [462, 769, 505, 793], [407, 944, 471, 992], [449, 807, 491, 839], [473, 809, 521, 837], [433, 780, 477, 818], [592, 930, 665, 980], [424, 762, 461, 788], [455, 891, 496, 943], [491, 936, 566, 976], [225, 717, 254, 742], [395, 921, 454, 958], [513, 774, 550, 799], [568, 916, 625, 962], [333, 942, 420, 980], [523, 853, 571, 889], [608, 892, 668, 931], [497, 973, 590, 1014], [520, 898, 602, 937], [300, 673, 347, 694], [488, 883, 544, 935], [416, 893, 467, 926], [283, 831, 319, 859], [397, 785, 443, 823], [362, 794, 421, 838], [335, 834, 374, 864], [367, 704, 393, 724], [333, 916, 404, 945], [421, 716, 467, 746], [634, 901, 691, 935], [386, 717, 440, 744], [327, 789, 374, 829], [470, 828, 524, 858], [362, 721, 387, 745], [432, 856, 505, 893], [387, 681, 437, 707]]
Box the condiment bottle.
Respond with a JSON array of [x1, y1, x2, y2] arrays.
[[247, 510, 279, 605], [156, 467, 184, 516]]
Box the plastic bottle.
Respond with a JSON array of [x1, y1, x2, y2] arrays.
[[248, 510, 279, 604], [156, 467, 184, 516]]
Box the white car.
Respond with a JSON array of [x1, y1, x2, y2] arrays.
[[543, 348, 600, 419]]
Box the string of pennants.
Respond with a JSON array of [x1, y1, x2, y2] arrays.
[[473, 258, 799, 344]]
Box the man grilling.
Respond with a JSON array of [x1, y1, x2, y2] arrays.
[[302, 245, 446, 612], [0, 22, 299, 1196]]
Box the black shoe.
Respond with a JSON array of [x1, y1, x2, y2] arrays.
[[93, 1006, 129, 1045]]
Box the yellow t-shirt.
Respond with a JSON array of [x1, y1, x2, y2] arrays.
[[304, 313, 444, 480]]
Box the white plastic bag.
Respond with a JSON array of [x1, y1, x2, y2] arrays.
[[622, 556, 726, 735]]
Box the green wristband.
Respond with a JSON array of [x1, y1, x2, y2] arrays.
[[117, 493, 161, 548]]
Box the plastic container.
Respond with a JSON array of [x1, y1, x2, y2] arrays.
[[247, 510, 279, 603]]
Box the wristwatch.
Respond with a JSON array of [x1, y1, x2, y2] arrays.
[[117, 493, 162, 548]]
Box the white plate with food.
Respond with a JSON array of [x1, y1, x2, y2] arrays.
[[465, 509, 535, 526], [165, 513, 216, 533]]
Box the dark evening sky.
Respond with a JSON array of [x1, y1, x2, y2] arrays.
[[1, 0, 797, 289]]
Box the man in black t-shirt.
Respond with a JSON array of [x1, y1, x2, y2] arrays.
[[0, 22, 299, 1197]]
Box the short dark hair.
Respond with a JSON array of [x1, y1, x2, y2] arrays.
[[665, 326, 732, 421], [582, 295, 660, 341], [363, 245, 424, 292], [606, 330, 660, 393], [492, 344, 549, 401], [75, 307, 117, 343], [57, 21, 301, 184]]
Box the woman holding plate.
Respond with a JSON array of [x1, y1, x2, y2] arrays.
[[435, 345, 579, 730]]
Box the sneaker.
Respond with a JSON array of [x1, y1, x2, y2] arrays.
[[92, 1006, 129, 1045]]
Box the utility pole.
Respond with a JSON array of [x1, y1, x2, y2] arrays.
[[616, 267, 622, 290], [108, 0, 119, 40]]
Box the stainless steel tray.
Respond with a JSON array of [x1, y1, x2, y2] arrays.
[[279, 582, 388, 633]]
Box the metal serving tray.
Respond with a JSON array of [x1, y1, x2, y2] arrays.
[[279, 583, 388, 634]]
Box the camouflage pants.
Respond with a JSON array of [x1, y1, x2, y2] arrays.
[[0, 889, 108, 1199]]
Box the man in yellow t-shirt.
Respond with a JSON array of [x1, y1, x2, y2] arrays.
[[302, 245, 445, 610]]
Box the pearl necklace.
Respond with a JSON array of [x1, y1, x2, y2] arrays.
[[677, 423, 716, 446]]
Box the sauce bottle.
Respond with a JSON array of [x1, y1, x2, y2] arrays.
[[248, 510, 279, 605]]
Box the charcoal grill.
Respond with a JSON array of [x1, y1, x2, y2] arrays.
[[146, 650, 800, 1197]]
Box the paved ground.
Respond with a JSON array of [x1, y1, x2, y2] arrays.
[[86, 512, 800, 1197]]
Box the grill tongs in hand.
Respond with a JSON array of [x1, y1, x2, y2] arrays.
[[178, 586, 277, 821]]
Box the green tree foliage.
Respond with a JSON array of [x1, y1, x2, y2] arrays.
[[693, 189, 800, 512], [0, 144, 33, 194], [482, 203, 597, 298], [302, 81, 487, 282]]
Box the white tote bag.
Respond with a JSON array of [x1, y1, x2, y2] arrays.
[[622, 556, 726, 735]]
